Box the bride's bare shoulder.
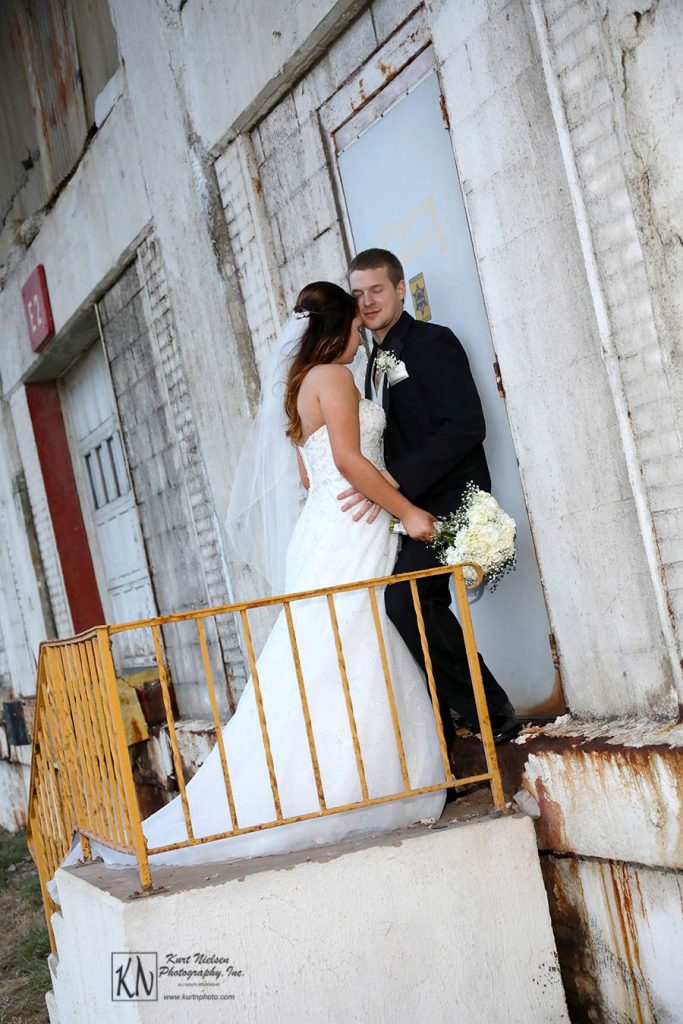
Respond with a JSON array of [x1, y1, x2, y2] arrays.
[[301, 364, 356, 393]]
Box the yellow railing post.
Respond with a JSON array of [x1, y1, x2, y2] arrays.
[[150, 624, 195, 842], [326, 594, 369, 801], [196, 618, 239, 830], [451, 565, 506, 811], [95, 626, 153, 893], [407, 578, 454, 786], [44, 645, 92, 863]]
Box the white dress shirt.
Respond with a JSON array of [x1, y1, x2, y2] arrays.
[[370, 357, 386, 406]]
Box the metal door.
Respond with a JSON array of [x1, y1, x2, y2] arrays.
[[337, 69, 558, 715], [60, 340, 156, 666]]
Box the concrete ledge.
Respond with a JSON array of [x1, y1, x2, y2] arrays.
[[520, 717, 683, 868], [542, 854, 683, 1023], [49, 812, 568, 1023]]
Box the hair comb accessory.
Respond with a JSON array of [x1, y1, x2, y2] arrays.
[[293, 304, 323, 319]]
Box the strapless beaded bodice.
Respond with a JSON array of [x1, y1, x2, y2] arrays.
[[299, 398, 386, 491]]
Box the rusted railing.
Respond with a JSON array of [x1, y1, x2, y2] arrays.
[[26, 563, 504, 951]]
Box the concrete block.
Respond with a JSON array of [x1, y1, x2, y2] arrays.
[[543, 853, 683, 1023], [649, 482, 683, 514], [268, 116, 328, 199], [463, 0, 536, 96], [292, 55, 335, 122], [522, 497, 677, 719], [371, 0, 420, 43], [652, 506, 683, 542], [258, 93, 299, 158], [280, 222, 347, 307], [638, 427, 680, 462], [427, 0, 510, 63], [547, 0, 593, 48], [564, 77, 612, 131], [522, 719, 683, 867], [327, 9, 376, 88], [275, 169, 338, 260], [452, 77, 535, 187], [462, 177, 504, 259], [49, 813, 569, 1023]]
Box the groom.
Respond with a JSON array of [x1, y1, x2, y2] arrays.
[[341, 247, 520, 750]]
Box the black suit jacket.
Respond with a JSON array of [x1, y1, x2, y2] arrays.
[[365, 311, 491, 516]]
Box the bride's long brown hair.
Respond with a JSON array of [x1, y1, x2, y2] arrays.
[[284, 282, 358, 444]]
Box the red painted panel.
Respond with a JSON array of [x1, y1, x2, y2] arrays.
[[25, 381, 104, 633], [22, 265, 55, 352]]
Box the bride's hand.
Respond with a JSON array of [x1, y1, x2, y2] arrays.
[[401, 507, 438, 542]]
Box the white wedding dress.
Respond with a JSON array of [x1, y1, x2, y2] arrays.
[[47, 399, 445, 903]]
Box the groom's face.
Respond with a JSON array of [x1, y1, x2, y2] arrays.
[[349, 266, 406, 338]]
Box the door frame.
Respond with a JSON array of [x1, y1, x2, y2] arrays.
[[57, 303, 158, 654], [319, 36, 564, 715], [58, 329, 119, 628]]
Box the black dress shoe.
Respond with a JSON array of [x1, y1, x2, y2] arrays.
[[490, 713, 522, 745], [457, 702, 522, 745]]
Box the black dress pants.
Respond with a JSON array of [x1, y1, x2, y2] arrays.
[[385, 536, 511, 748]]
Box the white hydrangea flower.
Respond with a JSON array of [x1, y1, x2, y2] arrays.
[[429, 485, 517, 592]]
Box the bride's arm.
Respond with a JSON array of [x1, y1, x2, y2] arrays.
[[315, 365, 435, 541], [296, 449, 310, 490]]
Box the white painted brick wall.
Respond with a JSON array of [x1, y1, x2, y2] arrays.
[[0, 505, 35, 694], [136, 237, 247, 706], [0, 499, 38, 697], [538, 0, 683, 665], [215, 136, 286, 380], [251, 102, 349, 307], [0, 400, 55, 699]]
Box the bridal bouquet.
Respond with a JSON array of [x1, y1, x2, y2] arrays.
[[390, 483, 517, 592]]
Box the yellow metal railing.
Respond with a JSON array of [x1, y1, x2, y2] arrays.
[[26, 563, 504, 951]]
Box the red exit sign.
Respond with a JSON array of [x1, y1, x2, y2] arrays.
[[22, 265, 55, 352]]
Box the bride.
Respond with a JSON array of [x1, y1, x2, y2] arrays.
[[47, 282, 447, 902]]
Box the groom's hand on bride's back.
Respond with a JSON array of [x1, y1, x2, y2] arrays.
[[337, 470, 399, 523], [337, 485, 382, 523]]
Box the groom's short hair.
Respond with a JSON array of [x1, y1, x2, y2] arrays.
[[348, 248, 404, 287]]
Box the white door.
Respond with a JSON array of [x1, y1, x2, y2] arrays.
[[60, 341, 156, 666], [337, 68, 558, 715]]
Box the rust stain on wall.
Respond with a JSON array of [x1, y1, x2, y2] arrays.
[[523, 668, 567, 717], [542, 856, 662, 1024], [378, 61, 396, 82], [439, 92, 450, 131], [604, 862, 649, 1024], [540, 857, 602, 1022], [533, 777, 567, 850]]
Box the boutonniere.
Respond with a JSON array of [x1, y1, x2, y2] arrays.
[[375, 350, 409, 386]]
